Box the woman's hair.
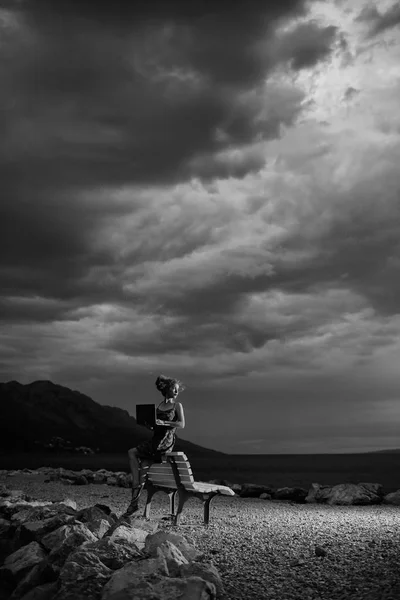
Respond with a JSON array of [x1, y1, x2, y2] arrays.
[[155, 374, 185, 395]]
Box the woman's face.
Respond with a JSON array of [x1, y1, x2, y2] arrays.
[[166, 382, 180, 400]]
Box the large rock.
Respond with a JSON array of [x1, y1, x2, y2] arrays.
[[46, 523, 98, 569], [0, 517, 12, 537], [305, 483, 333, 504], [0, 501, 54, 520], [101, 555, 168, 598], [77, 538, 143, 571], [145, 531, 203, 562], [11, 503, 77, 527], [54, 550, 113, 600], [76, 506, 117, 526], [383, 490, 400, 505], [75, 506, 117, 539], [102, 575, 216, 600], [155, 541, 189, 577], [42, 522, 96, 552], [273, 487, 308, 503], [239, 483, 273, 498], [179, 561, 223, 597], [9, 559, 57, 599], [306, 482, 382, 505], [19, 514, 77, 544], [19, 582, 58, 600], [326, 483, 382, 505], [0, 542, 47, 583], [108, 525, 149, 552]]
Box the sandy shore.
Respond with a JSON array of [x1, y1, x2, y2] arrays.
[[2, 474, 400, 600]]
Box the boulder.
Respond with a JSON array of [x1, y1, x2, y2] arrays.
[[115, 474, 130, 489], [77, 538, 143, 571], [155, 541, 188, 577], [101, 577, 153, 600], [259, 493, 272, 500], [46, 523, 98, 569], [306, 482, 383, 505], [0, 517, 12, 537], [326, 483, 382, 505], [0, 484, 10, 496], [12, 503, 77, 527], [113, 516, 158, 535], [108, 525, 149, 551], [359, 483, 384, 497], [101, 555, 168, 598], [179, 561, 224, 597], [42, 522, 95, 552], [0, 542, 47, 583], [102, 575, 216, 600], [9, 559, 57, 599], [150, 575, 216, 600], [145, 531, 203, 562], [383, 490, 400, 505], [0, 501, 54, 520], [19, 582, 59, 600], [239, 483, 273, 498], [305, 483, 335, 504], [19, 514, 77, 544], [75, 506, 117, 539], [273, 487, 308, 503], [54, 550, 112, 600], [76, 506, 115, 525]]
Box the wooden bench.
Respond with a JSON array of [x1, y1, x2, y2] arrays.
[[143, 451, 235, 525]]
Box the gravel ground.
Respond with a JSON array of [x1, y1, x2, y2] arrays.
[[2, 474, 400, 600]]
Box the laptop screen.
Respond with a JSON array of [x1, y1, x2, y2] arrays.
[[136, 404, 156, 427]]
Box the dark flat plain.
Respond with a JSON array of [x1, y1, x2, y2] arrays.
[[1, 452, 399, 493]]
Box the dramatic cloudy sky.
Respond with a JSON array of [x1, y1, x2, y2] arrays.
[[1, 0, 400, 454]]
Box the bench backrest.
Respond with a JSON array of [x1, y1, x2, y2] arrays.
[[147, 451, 196, 491]]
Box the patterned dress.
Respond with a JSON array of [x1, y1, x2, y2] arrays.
[[136, 403, 177, 463]]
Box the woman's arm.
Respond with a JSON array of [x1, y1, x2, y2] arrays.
[[157, 402, 185, 429]]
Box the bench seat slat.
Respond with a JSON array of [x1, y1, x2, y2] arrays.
[[148, 467, 194, 481], [149, 473, 194, 484], [192, 482, 235, 496], [151, 464, 193, 475], [148, 479, 177, 488]]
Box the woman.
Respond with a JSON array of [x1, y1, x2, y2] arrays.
[[125, 374, 186, 515]]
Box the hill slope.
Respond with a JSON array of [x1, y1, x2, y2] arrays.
[[0, 380, 223, 456]]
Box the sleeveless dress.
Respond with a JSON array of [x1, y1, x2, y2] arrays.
[[136, 403, 177, 463]]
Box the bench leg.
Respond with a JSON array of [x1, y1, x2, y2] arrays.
[[203, 493, 217, 525], [144, 486, 157, 519], [168, 490, 177, 519]]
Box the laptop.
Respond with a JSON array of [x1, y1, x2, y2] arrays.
[[136, 404, 156, 428]]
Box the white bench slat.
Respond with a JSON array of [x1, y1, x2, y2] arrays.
[[153, 462, 193, 473], [150, 470, 194, 482], [149, 464, 193, 479], [192, 482, 235, 496]]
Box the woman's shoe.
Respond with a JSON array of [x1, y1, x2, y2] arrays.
[[124, 499, 139, 516], [123, 485, 142, 516]]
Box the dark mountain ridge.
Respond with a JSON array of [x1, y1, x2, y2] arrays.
[[0, 380, 223, 456]]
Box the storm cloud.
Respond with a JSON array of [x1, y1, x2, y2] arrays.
[[1, 0, 400, 453]]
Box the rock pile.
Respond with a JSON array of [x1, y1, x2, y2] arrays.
[[0, 485, 223, 600], [3, 468, 400, 506], [208, 478, 400, 505]]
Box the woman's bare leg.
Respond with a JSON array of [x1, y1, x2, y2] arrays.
[[125, 450, 153, 514], [128, 447, 141, 488]]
